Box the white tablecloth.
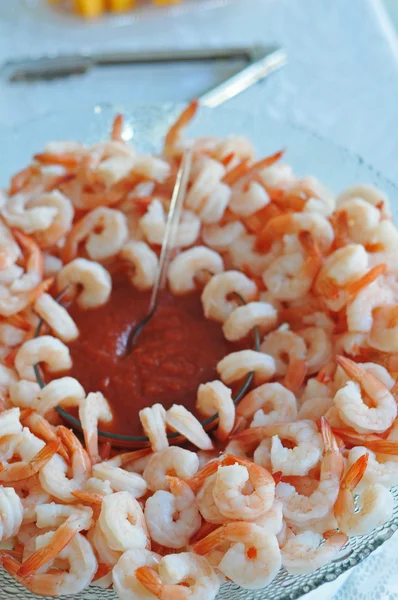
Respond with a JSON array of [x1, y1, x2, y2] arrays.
[[1, 1, 398, 598]]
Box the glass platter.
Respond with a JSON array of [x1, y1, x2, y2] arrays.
[[0, 104, 398, 599]]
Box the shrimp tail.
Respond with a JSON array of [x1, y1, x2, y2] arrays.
[[71, 490, 104, 505], [346, 264, 387, 296], [164, 100, 199, 154], [320, 417, 339, 453], [192, 524, 225, 555], [111, 114, 124, 142], [284, 358, 308, 392], [342, 454, 369, 492], [135, 566, 163, 597]]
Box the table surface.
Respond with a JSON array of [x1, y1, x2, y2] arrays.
[[1, 1, 398, 598]]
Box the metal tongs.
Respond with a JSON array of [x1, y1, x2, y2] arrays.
[[124, 149, 193, 354]]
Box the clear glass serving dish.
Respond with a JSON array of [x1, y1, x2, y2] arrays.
[[0, 104, 397, 599]]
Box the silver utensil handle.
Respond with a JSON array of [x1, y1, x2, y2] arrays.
[[198, 48, 287, 107], [149, 149, 192, 313]]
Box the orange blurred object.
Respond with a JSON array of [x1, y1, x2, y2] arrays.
[[53, 0, 182, 17]]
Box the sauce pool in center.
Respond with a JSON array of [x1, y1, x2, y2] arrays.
[[54, 274, 242, 437]]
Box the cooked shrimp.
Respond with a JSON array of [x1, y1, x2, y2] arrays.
[[334, 356, 397, 433], [185, 157, 231, 224], [193, 521, 281, 589], [281, 530, 347, 575], [0, 486, 23, 542], [262, 231, 322, 301], [0, 407, 22, 437], [14, 335, 71, 381], [34, 292, 79, 342], [56, 257, 112, 309], [35, 376, 85, 417], [92, 461, 147, 497], [335, 197, 380, 244], [229, 179, 270, 217], [112, 548, 161, 600], [18, 504, 93, 576], [63, 207, 128, 262], [217, 350, 276, 386], [195, 472, 228, 524], [145, 476, 201, 548], [213, 458, 275, 520], [139, 403, 168, 452], [168, 247, 224, 294], [3, 531, 97, 596], [336, 184, 391, 219], [196, 381, 234, 441], [369, 305, 398, 353], [237, 382, 297, 428], [202, 221, 246, 251], [79, 392, 113, 465], [260, 329, 307, 376], [298, 326, 332, 375], [136, 552, 220, 600], [334, 454, 394, 536], [120, 241, 158, 291], [140, 199, 200, 248], [275, 419, 343, 526], [222, 301, 277, 342], [7, 230, 42, 295], [201, 270, 257, 323], [98, 491, 148, 552], [234, 420, 323, 476], [229, 234, 282, 276], [0, 440, 59, 483], [32, 190, 74, 247], [143, 446, 199, 492], [39, 427, 91, 503], [346, 279, 394, 333], [260, 213, 334, 253], [165, 405, 213, 451]]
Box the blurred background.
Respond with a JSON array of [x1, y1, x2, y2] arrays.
[[1, 1, 398, 599]]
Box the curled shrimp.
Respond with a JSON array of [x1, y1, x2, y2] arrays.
[[0, 406, 22, 436], [0, 440, 59, 483], [143, 446, 199, 492], [202, 221, 246, 251], [79, 392, 113, 465], [262, 232, 322, 301], [196, 472, 229, 524], [260, 329, 307, 377], [140, 199, 200, 248], [92, 461, 147, 498], [334, 454, 394, 536], [145, 476, 201, 549], [346, 277, 394, 333], [234, 420, 323, 476], [34, 376, 85, 417], [139, 403, 168, 452], [275, 419, 343, 526], [281, 530, 348, 575], [201, 270, 257, 323], [298, 326, 332, 375], [3, 531, 97, 597], [136, 552, 220, 600], [57, 257, 112, 309], [63, 207, 128, 262], [34, 292, 79, 342], [165, 405, 213, 451], [168, 246, 224, 294], [217, 350, 276, 385], [336, 184, 391, 219], [119, 240, 159, 291], [222, 301, 277, 342], [334, 356, 397, 433], [196, 380, 234, 441], [369, 305, 398, 353], [259, 213, 334, 253], [98, 491, 149, 552], [39, 426, 91, 503], [18, 504, 93, 577], [193, 521, 281, 590], [185, 156, 231, 224], [213, 456, 275, 520], [112, 548, 161, 600], [236, 382, 298, 428], [14, 335, 71, 381], [0, 486, 23, 542]]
